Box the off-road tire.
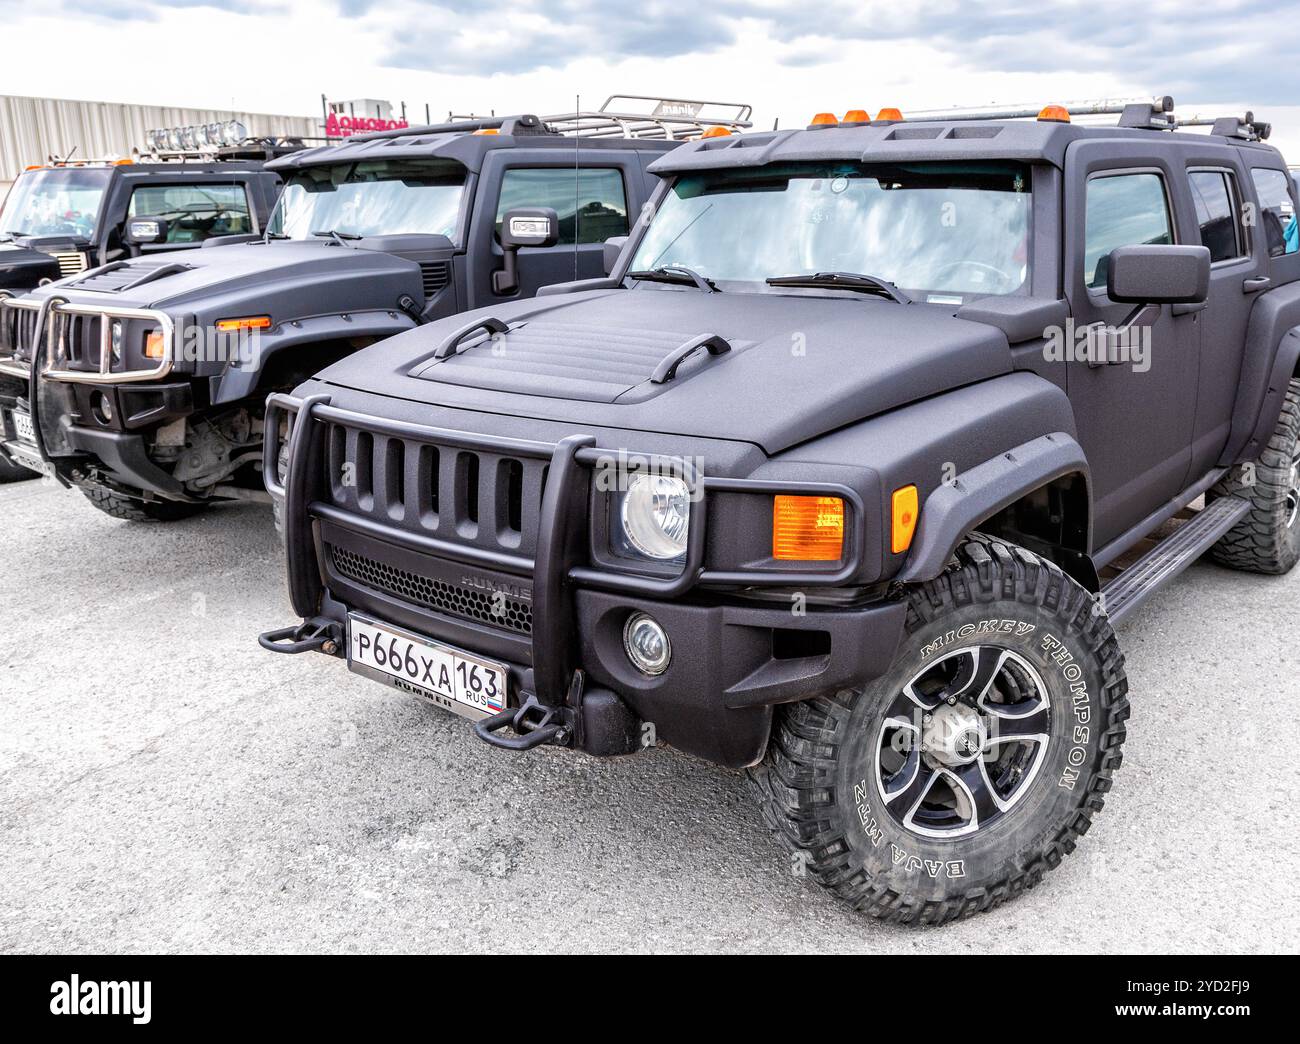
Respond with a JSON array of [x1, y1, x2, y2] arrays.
[[1208, 378, 1300, 575], [80, 485, 208, 523], [748, 534, 1129, 925], [0, 455, 36, 483]]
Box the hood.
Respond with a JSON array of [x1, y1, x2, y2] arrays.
[[0, 241, 62, 291], [19, 239, 427, 318], [312, 287, 1013, 454]]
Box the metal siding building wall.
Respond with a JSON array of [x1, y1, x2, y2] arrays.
[[0, 93, 319, 188]]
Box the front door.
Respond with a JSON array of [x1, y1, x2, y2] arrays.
[[1062, 146, 1200, 551]]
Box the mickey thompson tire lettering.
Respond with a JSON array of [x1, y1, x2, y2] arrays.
[[747, 533, 1130, 926]]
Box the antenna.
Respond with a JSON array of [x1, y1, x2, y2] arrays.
[[574, 93, 580, 283]]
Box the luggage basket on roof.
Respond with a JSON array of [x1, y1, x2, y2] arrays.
[[542, 95, 752, 140]]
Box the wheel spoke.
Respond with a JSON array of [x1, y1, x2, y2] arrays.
[[883, 757, 939, 814], [949, 761, 1006, 824], [944, 646, 1011, 704], [983, 703, 1050, 743]]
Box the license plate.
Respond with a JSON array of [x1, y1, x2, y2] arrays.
[[11, 410, 34, 444], [347, 614, 508, 720]]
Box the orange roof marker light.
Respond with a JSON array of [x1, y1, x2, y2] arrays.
[[773, 495, 845, 561], [875, 107, 904, 122], [809, 112, 839, 127], [473, 128, 499, 136], [700, 125, 732, 138], [1038, 104, 1071, 123], [843, 109, 871, 123]]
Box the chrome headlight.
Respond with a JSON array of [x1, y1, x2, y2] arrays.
[[618, 473, 690, 561], [109, 320, 123, 363]]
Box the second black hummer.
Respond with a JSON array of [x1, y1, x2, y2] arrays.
[[263, 98, 1300, 923], [0, 98, 749, 514]]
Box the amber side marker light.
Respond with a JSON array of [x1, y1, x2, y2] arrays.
[[773, 495, 845, 561], [143, 331, 166, 359], [215, 316, 272, 333], [1038, 104, 1071, 123], [892, 485, 919, 554]]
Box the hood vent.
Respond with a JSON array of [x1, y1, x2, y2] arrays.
[[67, 258, 192, 293]]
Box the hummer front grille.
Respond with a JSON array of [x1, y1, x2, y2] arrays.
[[330, 544, 533, 635], [0, 303, 37, 359]]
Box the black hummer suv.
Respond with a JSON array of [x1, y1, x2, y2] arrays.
[[0, 149, 286, 481], [0, 98, 748, 515], [262, 98, 1300, 924]]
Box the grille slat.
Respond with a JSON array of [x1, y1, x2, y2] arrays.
[[331, 545, 532, 635]]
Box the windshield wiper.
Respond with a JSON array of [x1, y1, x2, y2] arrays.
[[766, 271, 911, 304], [628, 264, 717, 293], [310, 229, 362, 247]]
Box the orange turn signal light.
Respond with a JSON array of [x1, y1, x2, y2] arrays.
[[143, 330, 166, 360], [1038, 104, 1071, 123], [215, 315, 272, 333], [875, 107, 903, 122], [891, 485, 919, 554], [810, 112, 839, 126], [700, 125, 732, 138], [773, 495, 845, 561], [843, 109, 871, 123]]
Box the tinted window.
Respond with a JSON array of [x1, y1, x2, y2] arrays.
[[495, 168, 628, 245], [1189, 170, 1243, 262], [128, 183, 253, 242], [1250, 168, 1297, 257], [1084, 173, 1172, 288]]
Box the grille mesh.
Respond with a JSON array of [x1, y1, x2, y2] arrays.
[[331, 544, 532, 635]]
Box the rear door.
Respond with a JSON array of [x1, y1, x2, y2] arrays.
[[467, 151, 636, 308], [1183, 161, 1263, 476]]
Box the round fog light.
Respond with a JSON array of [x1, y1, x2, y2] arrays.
[[91, 391, 113, 425], [623, 613, 671, 676]]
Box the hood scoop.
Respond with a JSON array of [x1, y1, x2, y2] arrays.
[[409, 318, 738, 403], [67, 258, 194, 293]]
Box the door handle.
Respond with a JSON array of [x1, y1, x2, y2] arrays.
[[1243, 275, 1271, 293]]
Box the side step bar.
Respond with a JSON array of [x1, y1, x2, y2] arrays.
[[1101, 496, 1250, 624]]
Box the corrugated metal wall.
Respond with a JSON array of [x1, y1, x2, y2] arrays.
[[0, 93, 320, 189]]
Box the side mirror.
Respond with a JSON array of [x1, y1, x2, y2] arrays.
[[603, 235, 628, 276], [1105, 244, 1210, 305], [124, 217, 170, 245], [493, 207, 559, 295]]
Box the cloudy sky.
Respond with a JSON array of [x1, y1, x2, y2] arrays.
[[1, 0, 1296, 155]]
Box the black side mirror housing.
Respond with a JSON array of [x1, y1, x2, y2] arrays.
[[602, 235, 628, 276], [1106, 244, 1210, 305], [124, 217, 170, 245], [494, 208, 559, 295]]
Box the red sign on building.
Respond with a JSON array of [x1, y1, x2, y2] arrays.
[[325, 112, 409, 138]]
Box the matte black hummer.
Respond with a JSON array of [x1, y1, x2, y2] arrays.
[[0, 148, 287, 481], [262, 98, 1300, 923], [0, 98, 748, 515]]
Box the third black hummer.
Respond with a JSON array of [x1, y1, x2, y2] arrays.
[[262, 97, 1300, 923]]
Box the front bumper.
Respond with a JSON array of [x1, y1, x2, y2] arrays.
[[263, 392, 907, 768]]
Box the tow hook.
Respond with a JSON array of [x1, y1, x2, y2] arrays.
[[258, 617, 345, 656], [474, 692, 573, 751]]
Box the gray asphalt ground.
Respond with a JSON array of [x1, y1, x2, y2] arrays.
[[1, 473, 1297, 954]]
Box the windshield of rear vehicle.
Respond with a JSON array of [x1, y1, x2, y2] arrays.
[[267, 159, 467, 241], [629, 161, 1033, 300], [0, 168, 112, 239]]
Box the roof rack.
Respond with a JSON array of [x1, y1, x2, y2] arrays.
[[349, 97, 752, 144], [896, 96, 1272, 140]]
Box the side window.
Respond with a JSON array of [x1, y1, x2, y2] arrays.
[[494, 168, 628, 245], [127, 183, 254, 243], [1249, 168, 1297, 258], [1083, 172, 1172, 289], [1188, 170, 1244, 263]]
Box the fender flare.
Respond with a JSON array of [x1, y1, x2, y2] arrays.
[[896, 432, 1091, 584], [1230, 326, 1300, 465]]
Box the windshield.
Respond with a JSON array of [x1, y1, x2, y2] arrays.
[[0, 167, 112, 239], [630, 161, 1032, 300], [267, 159, 467, 241]]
